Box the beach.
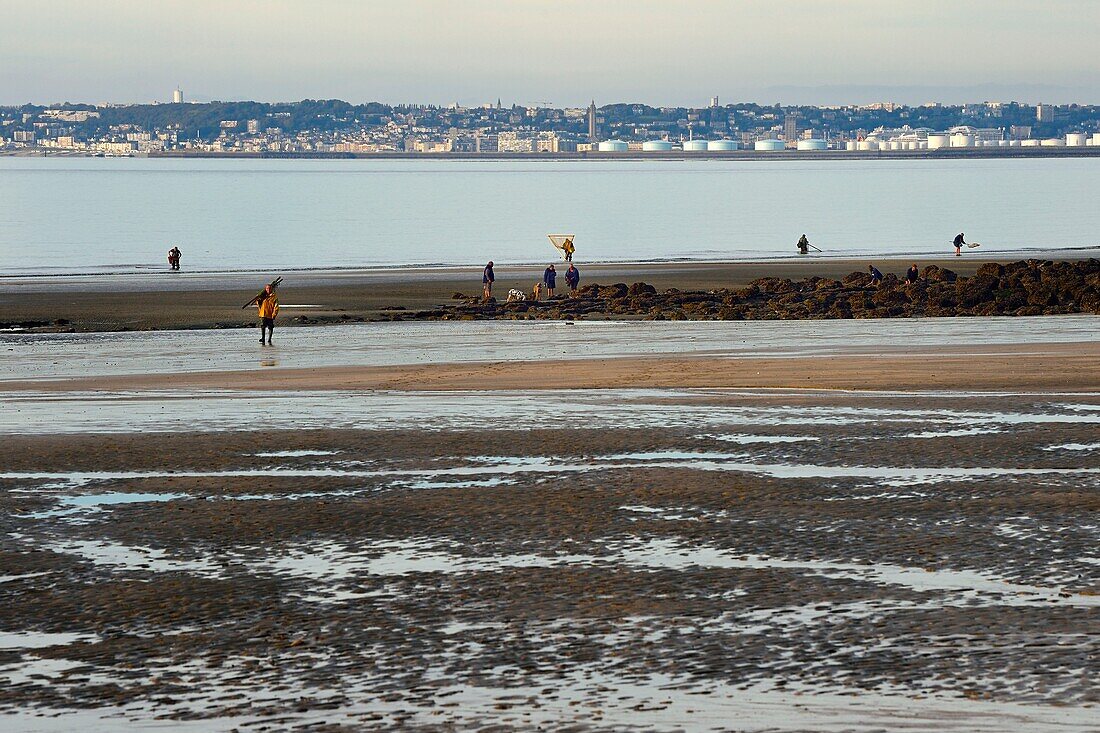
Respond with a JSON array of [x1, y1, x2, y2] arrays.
[[2, 307, 1098, 731], [4, 254, 1097, 332]]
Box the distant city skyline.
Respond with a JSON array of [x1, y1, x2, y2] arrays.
[[3, 0, 1100, 107]]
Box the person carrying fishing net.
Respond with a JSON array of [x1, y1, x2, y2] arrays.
[[796, 234, 821, 255], [243, 277, 282, 346]]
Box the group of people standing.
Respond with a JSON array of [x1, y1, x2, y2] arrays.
[[482, 261, 581, 302]]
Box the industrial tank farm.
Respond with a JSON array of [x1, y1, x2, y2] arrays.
[[587, 129, 1099, 155]]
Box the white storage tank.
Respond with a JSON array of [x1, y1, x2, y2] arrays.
[[682, 139, 709, 152], [888, 141, 902, 150], [1093, 133, 1100, 146], [950, 133, 974, 148], [796, 139, 827, 151], [707, 139, 739, 151], [927, 134, 950, 150], [845, 140, 857, 151], [1066, 133, 1088, 147], [754, 139, 785, 151], [1041, 138, 1065, 147], [1008, 140, 1021, 147], [642, 140, 673, 152], [598, 140, 629, 152], [1021, 139, 1041, 147]]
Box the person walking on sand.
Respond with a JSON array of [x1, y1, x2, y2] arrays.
[[167, 246, 181, 271], [482, 261, 495, 301], [906, 263, 919, 287], [953, 233, 966, 257], [543, 264, 557, 298], [565, 263, 580, 296], [256, 283, 279, 346], [868, 264, 883, 286]]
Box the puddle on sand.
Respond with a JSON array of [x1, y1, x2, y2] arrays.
[[26, 492, 187, 519], [6, 388, 1100, 435], [621, 538, 1100, 608], [0, 631, 98, 650], [37, 534, 1098, 610], [702, 433, 820, 444], [897, 428, 1000, 439], [44, 539, 223, 577], [0, 572, 51, 584], [5, 458, 1097, 493], [252, 450, 340, 458], [1043, 442, 1100, 452]]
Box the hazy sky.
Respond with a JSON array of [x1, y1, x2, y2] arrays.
[[3, 0, 1098, 106]]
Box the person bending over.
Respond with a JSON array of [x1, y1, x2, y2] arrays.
[[565, 264, 580, 296]]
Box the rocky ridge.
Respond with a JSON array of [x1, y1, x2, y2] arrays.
[[383, 259, 1100, 322]]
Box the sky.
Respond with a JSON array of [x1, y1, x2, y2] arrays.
[[2, 0, 1098, 107]]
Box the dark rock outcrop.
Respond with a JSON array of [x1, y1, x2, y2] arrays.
[[377, 259, 1100, 323]]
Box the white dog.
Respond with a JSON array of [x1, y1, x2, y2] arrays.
[[506, 289, 526, 302]]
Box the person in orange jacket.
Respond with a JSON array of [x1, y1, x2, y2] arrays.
[[256, 283, 279, 345]]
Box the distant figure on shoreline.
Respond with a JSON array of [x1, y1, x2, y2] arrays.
[[482, 261, 495, 301], [562, 237, 575, 262], [953, 233, 966, 256], [906, 263, 919, 287], [797, 234, 810, 255], [566, 264, 580, 296], [543, 264, 557, 298], [868, 264, 883, 285], [256, 283, 279, 346], [167, 246, 181, 271]]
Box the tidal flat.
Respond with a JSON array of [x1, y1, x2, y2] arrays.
[[2, 384, 1098, 731]]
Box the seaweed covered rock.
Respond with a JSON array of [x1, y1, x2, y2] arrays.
[[921, 265, 958, 283]]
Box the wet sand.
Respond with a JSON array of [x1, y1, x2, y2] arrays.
[[2, 390, 1099, 730], [2, 255, 1090, 332], [2, 314, 1098, 730]]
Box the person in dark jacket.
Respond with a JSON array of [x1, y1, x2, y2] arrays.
[[953, 233, 966, 256], [906, 264, 919, 287], [543, 264, 557, 298], [565, 264, 580, 295], [868, 264, 883, 285], [482, 261, 495, 301], [796, 234, 810, 255]]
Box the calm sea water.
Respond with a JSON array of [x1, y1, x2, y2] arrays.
[[1, 156, 1097, 275]]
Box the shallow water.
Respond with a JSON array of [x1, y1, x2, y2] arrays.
[[3, 157, 1099, 275], [3, 316, 1097, 382], [4, 387, 1099, 435]]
